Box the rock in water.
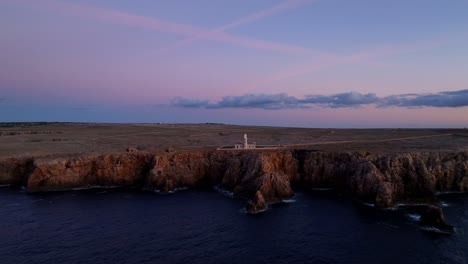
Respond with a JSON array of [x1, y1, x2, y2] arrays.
[[246, 191, 266, 214], [419, 205, 454, 234]]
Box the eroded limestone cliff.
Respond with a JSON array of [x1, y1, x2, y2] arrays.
[[299, 151, 468, 207], [1, 150, 467, 214]]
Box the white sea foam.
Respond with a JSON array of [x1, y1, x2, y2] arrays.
[[440, 202, 450, 207], [407, 214, 421, 222], [436, 191, 466, 195], [155, 187, 189, 194], [0, 184, 10, 188], [70, 186, 119, 191], [240, 206, 270, 215], [213, 186, 234, 198], [419, 226, 453, 235], [420, 226, 441, 232], [154, 189, 173, 194], [385, 203, 432, 211], [310, 188, 333, 191], [281, 199, 296, 204], [394, 203, 435, 209], [378, 222, 399, 229]]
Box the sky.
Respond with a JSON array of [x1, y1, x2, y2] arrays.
[[1, 0, 467, 128]]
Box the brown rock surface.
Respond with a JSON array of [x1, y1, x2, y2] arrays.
[[0, 158, 34, 186], [299, 151, 468, 206], [221, 152, 296, 201], [0, 149, 467, 211], [419, 205, 454, 233], [25, 153, 152, 192], [144, 151, 212, 192], [246, 191, 266, 213]]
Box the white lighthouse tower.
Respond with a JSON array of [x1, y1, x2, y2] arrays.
[[234, 134, 256, 149]]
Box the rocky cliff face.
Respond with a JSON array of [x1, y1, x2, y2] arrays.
[[0, 157, 34, 186], [23, 153, 153, 192], [298, 151, 468, 206], [1, 150, 467, 212]]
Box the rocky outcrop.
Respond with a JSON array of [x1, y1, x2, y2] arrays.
[[220, 152, 296, 202], [419, 205, 454, 233], [143, 151, 296, 209], [246, 191, 266, 214], [0, 150, 467, 213]]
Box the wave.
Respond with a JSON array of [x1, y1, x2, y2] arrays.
[[395, 203, 433, 207], [310, 187, 333, 191], [71, 186, 120, 191], [406, 214, 421, 222], [420, 226, 453, 235], [213, 186, 234, 198], [170, 187, 189, 193], [382, 203, 435, 211], [240, 206, 270, 215], [436, 191, 467, 195], [154, 187, 190, 194], [377, 222, 399, 229], [167, 187, 188, 194]]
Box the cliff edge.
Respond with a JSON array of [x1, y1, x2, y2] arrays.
[[1, 149, 467, 229]]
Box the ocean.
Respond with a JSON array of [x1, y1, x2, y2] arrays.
[[1, 187, 467, 264]]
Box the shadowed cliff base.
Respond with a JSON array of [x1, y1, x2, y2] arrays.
[[1, 147, 467, 233]]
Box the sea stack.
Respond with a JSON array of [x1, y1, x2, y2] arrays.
[[246, 191, 266, 214]]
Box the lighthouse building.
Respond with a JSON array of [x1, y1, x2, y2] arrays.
[[234, 134, 256, 149]]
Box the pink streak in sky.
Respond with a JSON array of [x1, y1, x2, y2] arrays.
[[241, 37, 451, 94], [157, 0, 319, 54], [11, 0, 321, 56], [219, 0, 316, 31]]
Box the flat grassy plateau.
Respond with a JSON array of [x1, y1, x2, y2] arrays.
[[0, 123, 467, 158]]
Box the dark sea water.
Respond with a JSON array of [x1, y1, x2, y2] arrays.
[[1, 187, 467, 264]]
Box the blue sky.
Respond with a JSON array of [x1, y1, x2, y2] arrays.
[[0, 0, 467, 127]]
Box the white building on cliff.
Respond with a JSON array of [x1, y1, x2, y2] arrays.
[[234, 134, 256, 149]]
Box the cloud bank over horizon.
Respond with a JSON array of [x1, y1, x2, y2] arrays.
[[171, 89, 468, 110]]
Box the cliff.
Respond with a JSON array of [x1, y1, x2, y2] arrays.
[[300, 151, 468, 206], [1, 150, 467, 213]]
